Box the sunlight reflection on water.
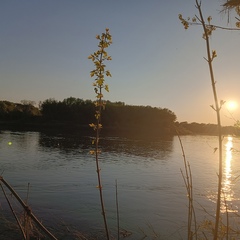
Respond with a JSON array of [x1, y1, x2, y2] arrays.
[[206, 136, 239, 213], [222, 136, 239, 213], [223, 136, 233, 201]]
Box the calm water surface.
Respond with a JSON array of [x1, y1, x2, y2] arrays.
[[0, 130, 240, 239]]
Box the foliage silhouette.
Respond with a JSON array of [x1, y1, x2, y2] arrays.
[[0, 101, 40, 121], [40, 97, 177, 136]]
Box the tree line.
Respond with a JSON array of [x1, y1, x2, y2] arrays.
[[0, 100, 40, 121], [0, 97, 177, 136], [40, 97, 177, 135], [1, 97, 239, 136], [176, 121, 240, 136]]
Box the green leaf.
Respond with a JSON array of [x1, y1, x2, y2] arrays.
[[212, 50, 217, 59], [90, 71, 95, 77], [97, 78, 104, 86], [105, 84, 109, 92], [207, 16, 212, 24], [106, 70, 112, 77]]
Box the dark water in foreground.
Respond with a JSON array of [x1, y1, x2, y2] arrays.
[[0, 130, 240, 239]]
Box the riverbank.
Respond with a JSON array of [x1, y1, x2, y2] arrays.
[[0, 119, 175, 138], [1, 120, 240, 137]]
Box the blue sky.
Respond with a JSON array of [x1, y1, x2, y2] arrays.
[[0, 0, 239, 125]]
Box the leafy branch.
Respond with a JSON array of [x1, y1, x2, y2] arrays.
[[179, 14, 240, 31], [88, 28, 112, 240]]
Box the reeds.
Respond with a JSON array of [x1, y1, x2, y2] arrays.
[[177, 133, 197, 240]]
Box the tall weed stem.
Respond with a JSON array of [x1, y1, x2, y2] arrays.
[[195, 1, 223, 239], [88, 28, 112, 240]]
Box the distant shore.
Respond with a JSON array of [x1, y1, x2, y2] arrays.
[[1, 120, 240, 137], [2, 99, 240, 137]]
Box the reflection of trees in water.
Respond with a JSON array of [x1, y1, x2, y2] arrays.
[[38, 130, 173, 159], [100, 137, 173, 159], [38, 131, 91, 154]]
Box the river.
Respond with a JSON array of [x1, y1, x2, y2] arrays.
[[0, 130, 240, 239]]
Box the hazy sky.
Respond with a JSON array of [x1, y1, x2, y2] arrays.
[[1, 0, 239, 126]]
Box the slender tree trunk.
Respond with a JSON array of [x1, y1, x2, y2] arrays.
[[195, 1, 223, 239]]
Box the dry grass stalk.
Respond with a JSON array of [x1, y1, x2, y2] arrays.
[[0, 176, 58, 240], [177, 133, 197, 240]]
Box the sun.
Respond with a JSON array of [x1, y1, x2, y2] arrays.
[[226, 101, 238, 111]]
